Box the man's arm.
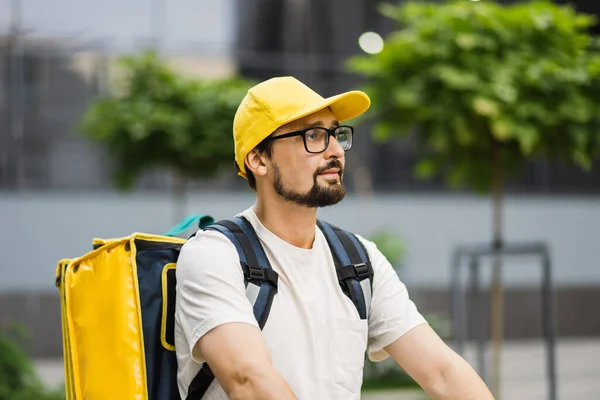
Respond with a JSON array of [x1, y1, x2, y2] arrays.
[[385, 324, 495, 400], [176, 231, 297, 400], [196, 322, 297, 400]]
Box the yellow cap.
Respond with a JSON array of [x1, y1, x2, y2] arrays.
[[233, 76, 371, 178]]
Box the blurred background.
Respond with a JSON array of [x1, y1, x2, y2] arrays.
[[1, 0, 599, 399]]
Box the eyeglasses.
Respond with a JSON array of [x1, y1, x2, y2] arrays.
[[263, 125, 354, 154]]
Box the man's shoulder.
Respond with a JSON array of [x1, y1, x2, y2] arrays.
[[317, 220, 379, 259], [177, 208, 256, 265], [182, 208, 252, 250], [176, 224, 242, 276], [183, 228, 235, 250]]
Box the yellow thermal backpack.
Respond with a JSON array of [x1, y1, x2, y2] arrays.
[[55, 214, 373, 400]]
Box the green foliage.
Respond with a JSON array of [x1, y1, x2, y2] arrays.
[[79, 51, 254, 190], [0, 325, 65, 400], [349, 0, 600, 192], [369, 229, 406, 266]]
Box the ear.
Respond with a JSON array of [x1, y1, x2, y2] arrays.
[[245, 149, 269, 178]]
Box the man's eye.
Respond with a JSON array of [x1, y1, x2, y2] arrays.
[[306, 131, 319, 141]]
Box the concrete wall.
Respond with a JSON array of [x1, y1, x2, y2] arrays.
[[1, 192, 599, 291]]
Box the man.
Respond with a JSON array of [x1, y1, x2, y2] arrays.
[[174, 77, 494, 399]]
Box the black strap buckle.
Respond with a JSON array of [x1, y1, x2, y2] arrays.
[[241, 261, 267, 280], [241, 262, 279, 289], [248, 265, 266, 281], [337, 262, 373, 282], [353, 263, 371, 280]]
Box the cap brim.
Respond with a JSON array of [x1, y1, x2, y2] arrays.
[[281, 90, 371, 127]]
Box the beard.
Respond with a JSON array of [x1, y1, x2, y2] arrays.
[[273, 160, 346, 208]]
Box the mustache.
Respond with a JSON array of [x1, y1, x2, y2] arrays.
[[315, 160, 344, 176]]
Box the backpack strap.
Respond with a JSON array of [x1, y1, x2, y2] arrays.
[[208, 217, 279, 326], [185, 216, 278, 400], [317, 220, 374, 320]]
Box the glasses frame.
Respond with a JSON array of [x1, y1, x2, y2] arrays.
[[263, 125, 354, 154]]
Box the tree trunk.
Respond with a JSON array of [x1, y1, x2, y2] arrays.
[[172, 171, 188, 225], [490, 141, 504, 399]]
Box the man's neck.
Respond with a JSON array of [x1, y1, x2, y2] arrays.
[[253, 195, 318, 249]]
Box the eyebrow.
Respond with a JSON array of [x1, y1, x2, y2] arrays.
[[303, 120, 340, 130]]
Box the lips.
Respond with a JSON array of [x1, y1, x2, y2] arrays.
[[317, 160, 344, 178], [318, 168, 342, 180]]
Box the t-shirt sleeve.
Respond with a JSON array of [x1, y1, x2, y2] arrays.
[[356, 234, 428, 362], [175, 229, 259, 363]]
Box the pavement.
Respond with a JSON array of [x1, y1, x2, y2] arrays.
[[36, 338, 600, 400]]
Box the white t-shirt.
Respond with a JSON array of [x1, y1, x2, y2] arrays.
[[174, 207, 427, 400]]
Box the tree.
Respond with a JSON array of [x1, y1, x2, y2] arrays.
[[349, 0, 600, 396], [79, 51, 253, 221], [0, 325, 65, 400]]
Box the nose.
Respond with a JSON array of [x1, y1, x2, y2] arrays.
[[324, 134, 345, 159]]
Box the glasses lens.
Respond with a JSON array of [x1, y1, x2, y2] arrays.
[[304, 128, 328, 153], [335, 126, 353, 151]]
